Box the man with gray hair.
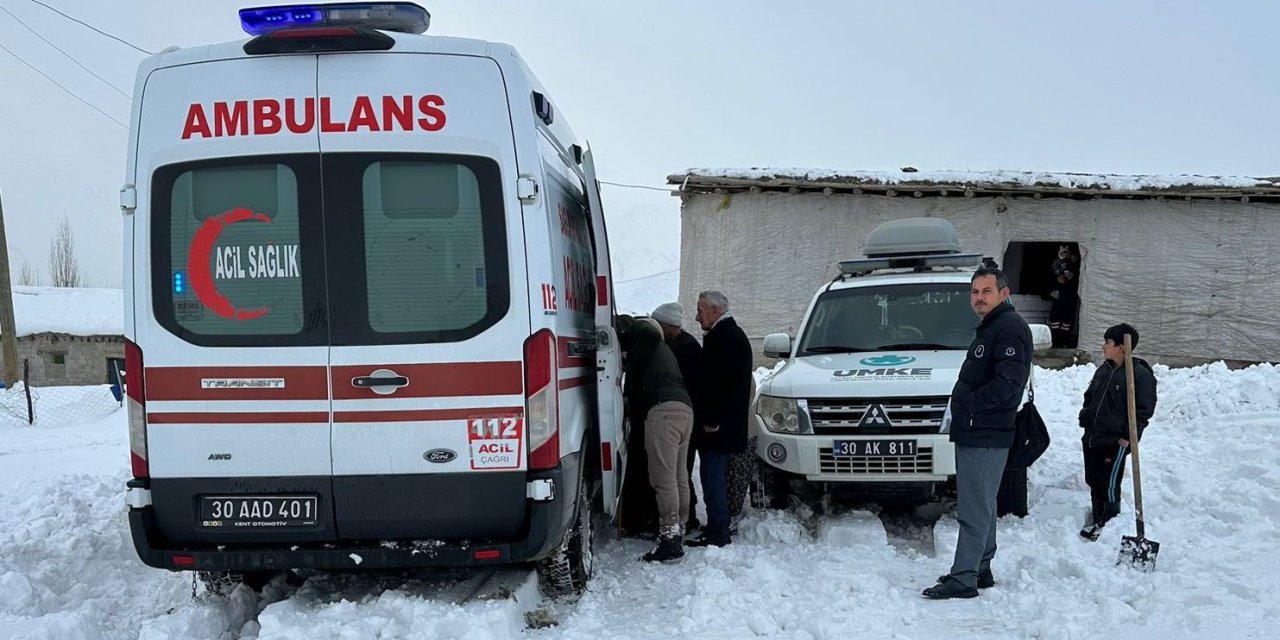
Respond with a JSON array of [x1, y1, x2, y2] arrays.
[[687, 290, 753, 548]]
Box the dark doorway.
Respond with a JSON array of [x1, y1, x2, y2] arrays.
[[1003, 242, 1080, 348]]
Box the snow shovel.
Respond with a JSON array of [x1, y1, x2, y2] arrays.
[[1117, 334, 1159, 571]]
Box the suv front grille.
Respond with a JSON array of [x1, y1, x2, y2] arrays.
[[818, 446, 935, 475], [807, 396, 948, 435]]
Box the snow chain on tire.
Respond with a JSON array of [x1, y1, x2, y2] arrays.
[[536, 473, 594, 599]]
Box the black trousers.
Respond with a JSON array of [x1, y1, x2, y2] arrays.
[[1082, 439, 1129, 526]]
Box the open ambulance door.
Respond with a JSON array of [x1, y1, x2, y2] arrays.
[[582, 145, 624, 518]]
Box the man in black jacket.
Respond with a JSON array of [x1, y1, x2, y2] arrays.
[[652, 301, 704, 533], [686, 290, 753, 548], [1078, 323, 1157, 541], [925, 267, 1032, 600]]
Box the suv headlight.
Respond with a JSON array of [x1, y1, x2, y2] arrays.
[[756, 395, 800, 434]]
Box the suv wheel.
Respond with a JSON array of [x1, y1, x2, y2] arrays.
[[750, 461, 792, 510], [537, 473, 594, 599]]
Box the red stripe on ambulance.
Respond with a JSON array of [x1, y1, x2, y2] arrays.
[[331, 362, 523, 399], [145, 366, 329, 401], [181, 95, 446, 139]]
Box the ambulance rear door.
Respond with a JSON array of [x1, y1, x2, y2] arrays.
[[132, 54, 335, 545], [316, 52, 530, 540]]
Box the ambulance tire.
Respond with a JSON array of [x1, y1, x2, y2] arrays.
[[197, 570, 275, 596], [537, 473, 594, 599]]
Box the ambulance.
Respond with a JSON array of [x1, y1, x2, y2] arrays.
[[120, 2, 624, 597]]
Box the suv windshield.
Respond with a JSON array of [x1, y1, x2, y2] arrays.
[[798, 282, 976, 356]]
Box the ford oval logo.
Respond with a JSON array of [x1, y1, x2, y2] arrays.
[[859, 354, 917, 366], [423, 448, 457, 463]]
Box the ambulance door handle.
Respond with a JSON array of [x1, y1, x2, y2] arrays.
[[351, 368, 409, 395]]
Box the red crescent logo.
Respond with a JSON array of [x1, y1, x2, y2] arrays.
[[187, 208, 274, 320]]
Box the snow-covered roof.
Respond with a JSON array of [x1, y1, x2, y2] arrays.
[[4, 287, 123, 338], [668, 168, 1280, 201]]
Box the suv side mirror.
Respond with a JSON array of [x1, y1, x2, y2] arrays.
[[763, 333, 792, 359], [1029, 324, 1052, 352]]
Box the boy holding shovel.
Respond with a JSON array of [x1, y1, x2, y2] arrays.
[[1078, 324, 1158, 541]]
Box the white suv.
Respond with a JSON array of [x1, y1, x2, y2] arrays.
[[753, 218, 1048, 508]]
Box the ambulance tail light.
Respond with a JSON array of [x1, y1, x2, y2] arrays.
[[525, 330, 560, 471], [125, 339, 149, 479]]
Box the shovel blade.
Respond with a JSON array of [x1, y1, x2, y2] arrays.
[[1117, 535, 1160, 571]]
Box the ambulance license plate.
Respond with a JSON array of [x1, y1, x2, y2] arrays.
[[832, 439, 916, 457], [198, 495, 319, 529]]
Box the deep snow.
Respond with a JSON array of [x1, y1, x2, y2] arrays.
[[1, 363, 1278, 639]]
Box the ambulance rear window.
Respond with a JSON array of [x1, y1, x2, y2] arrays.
[[361, 161, 486, 333], [167, 164, 304, 335]]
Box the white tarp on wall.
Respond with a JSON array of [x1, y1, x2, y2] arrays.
[[677, 191, 1280, 363]]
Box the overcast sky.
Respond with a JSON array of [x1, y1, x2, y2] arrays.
[[2, 0, 1279, 287]]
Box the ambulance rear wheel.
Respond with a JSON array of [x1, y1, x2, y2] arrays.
[[197, 570, 275, 596], [537, 473, 594, 599]]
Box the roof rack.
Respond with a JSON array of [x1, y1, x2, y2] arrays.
[[836, 252, 983, 278]]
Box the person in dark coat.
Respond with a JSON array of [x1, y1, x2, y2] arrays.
[[1049, 246, 1080, 347], [615, 315, 658, 537], [686, 290, 753, 548], [652, 301, 704, 533], [622, 317, 695, 562], [1078, 323, 1157, 541], [924, 267, 1032, 600]]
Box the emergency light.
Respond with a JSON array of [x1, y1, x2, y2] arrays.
[[239, 2, 430, 36]]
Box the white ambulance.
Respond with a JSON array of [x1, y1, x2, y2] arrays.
[[121, 2, 623, 597], [752, 219, 1050, 510]]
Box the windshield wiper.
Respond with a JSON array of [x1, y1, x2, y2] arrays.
[[804, 345, 874, 354], [876, 342, 962, 351]]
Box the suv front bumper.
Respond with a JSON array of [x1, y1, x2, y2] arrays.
[[756, 416, 956, 482]]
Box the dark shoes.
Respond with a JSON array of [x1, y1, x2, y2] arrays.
[[641, 536, 685, 563], [685, 535, 731, 548], [922, 576, 979, 600], [935, 570, 994, 590], [1079, 523, 1103, 541]]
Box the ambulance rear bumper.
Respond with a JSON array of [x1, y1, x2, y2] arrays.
[[127, 457, 580, 572]]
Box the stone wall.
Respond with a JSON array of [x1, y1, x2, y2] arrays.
[[2, 333, 124, 386]]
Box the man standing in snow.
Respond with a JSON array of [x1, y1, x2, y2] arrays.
[[687, 291, 753, 548], [622, 316, 695, 562], [1078, 323, 1157, 541], [924, 267, 1032, 600], [652, 301, 705, 533]]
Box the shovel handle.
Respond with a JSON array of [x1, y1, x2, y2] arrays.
[[1124, 334, 1145, 539]]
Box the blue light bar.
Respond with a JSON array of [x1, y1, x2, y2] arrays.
[[240, 2, 430, 36], [173, 271, 186, 294]]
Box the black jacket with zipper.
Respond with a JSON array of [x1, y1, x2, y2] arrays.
[[948, 301, 1033, 448], [697, 316, 753, 453], [1079, 358, 1157, 447]]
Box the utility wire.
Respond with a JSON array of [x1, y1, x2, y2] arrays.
[[616, 268, 678, 284], [0, 39, 126, 128], [600, 180, 671, 193], [0, 5, 131, 98], [28, 0, 151, 55]]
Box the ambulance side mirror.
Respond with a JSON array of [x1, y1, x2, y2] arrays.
[[763, 333, 792, 359]]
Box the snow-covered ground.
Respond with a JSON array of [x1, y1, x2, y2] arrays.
[[2, 363, 1278, 639]]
